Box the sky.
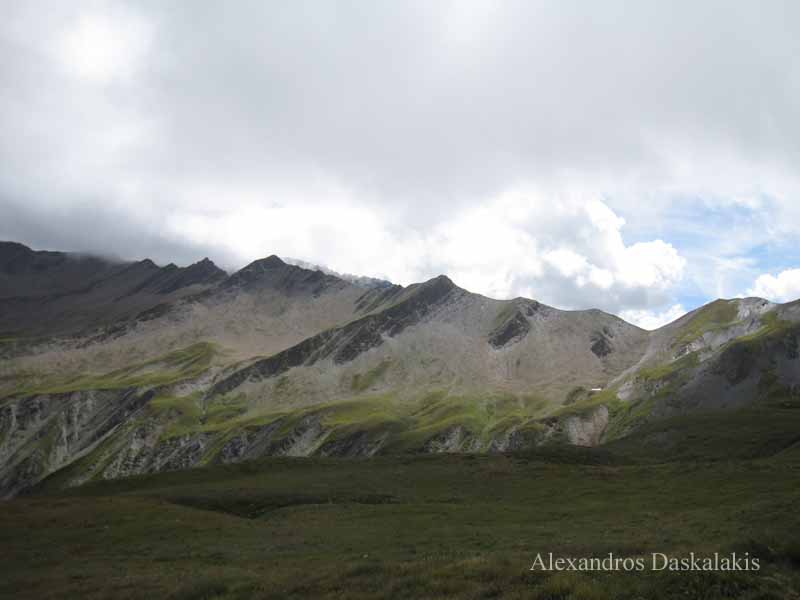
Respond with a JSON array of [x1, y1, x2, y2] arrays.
[[2, 1, 800, 329]]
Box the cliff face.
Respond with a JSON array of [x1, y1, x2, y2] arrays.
[[0, 388, 153, 497]]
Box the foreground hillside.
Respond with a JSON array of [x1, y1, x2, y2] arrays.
[[4, 404, 800, 599], [3, 241, 800, 497]]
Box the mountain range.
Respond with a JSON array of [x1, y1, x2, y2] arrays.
[[2, 240, 799, 498]]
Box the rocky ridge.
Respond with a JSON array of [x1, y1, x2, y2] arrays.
[[2, 241, 800, 497]]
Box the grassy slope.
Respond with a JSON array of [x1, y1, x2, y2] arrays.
[[606, 394, 800, 461], [0, 342, 218, 401], [160, 389, 554, 451], [672, 299, 740, 347], [225, 390, 554, 454], [3, 442, 800, 599]]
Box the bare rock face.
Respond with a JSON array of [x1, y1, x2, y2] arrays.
[[217, 422, 284, 463], [590, 328, 614, 358], [564, 406, 609, 446], [318, 430, 388, 458], [0, 388, 153, 497], [489, 311, 531, 348], [424, 426, 476, 453], [488, 299, 544, 348]]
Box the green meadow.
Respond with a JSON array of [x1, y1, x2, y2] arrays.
[[3, 402, 800, 599]]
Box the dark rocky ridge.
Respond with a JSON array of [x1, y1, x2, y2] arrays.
[[125, 257, 227, 296], [0, 241, 123, 299], [0, 242, 227, 337], [221, 255, 347, 296]]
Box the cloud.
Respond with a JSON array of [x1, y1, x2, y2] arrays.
[[168, 190, 683, 314], [748, 269, 800, 303], [2, 1, 800, 318], [54, 9, 154, 84], [619, 304, 687, 331], [429, 194, 686, 312]]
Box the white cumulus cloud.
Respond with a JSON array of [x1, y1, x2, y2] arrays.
[[619, 304, 687, 330], [747, 269, 800, 303], [168, 189, 685, 316]]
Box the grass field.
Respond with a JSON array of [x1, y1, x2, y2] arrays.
[[3, 409, 800, 600]]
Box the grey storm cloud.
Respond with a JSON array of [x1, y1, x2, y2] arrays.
[[2, 0, 800, 322]]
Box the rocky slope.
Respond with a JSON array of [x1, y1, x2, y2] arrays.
[[2, 241, 800, 497]]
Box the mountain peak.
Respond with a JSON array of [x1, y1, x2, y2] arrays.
[[0, 241, 36, 271], [227, 254, 286, 277], [187, 257, 225, 273], [417, 273, 453, 286], [223, 253, 346, 295], [422, 274, 457, 292], [0, 240, 32, 253], [263, 254, 285, 266]]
